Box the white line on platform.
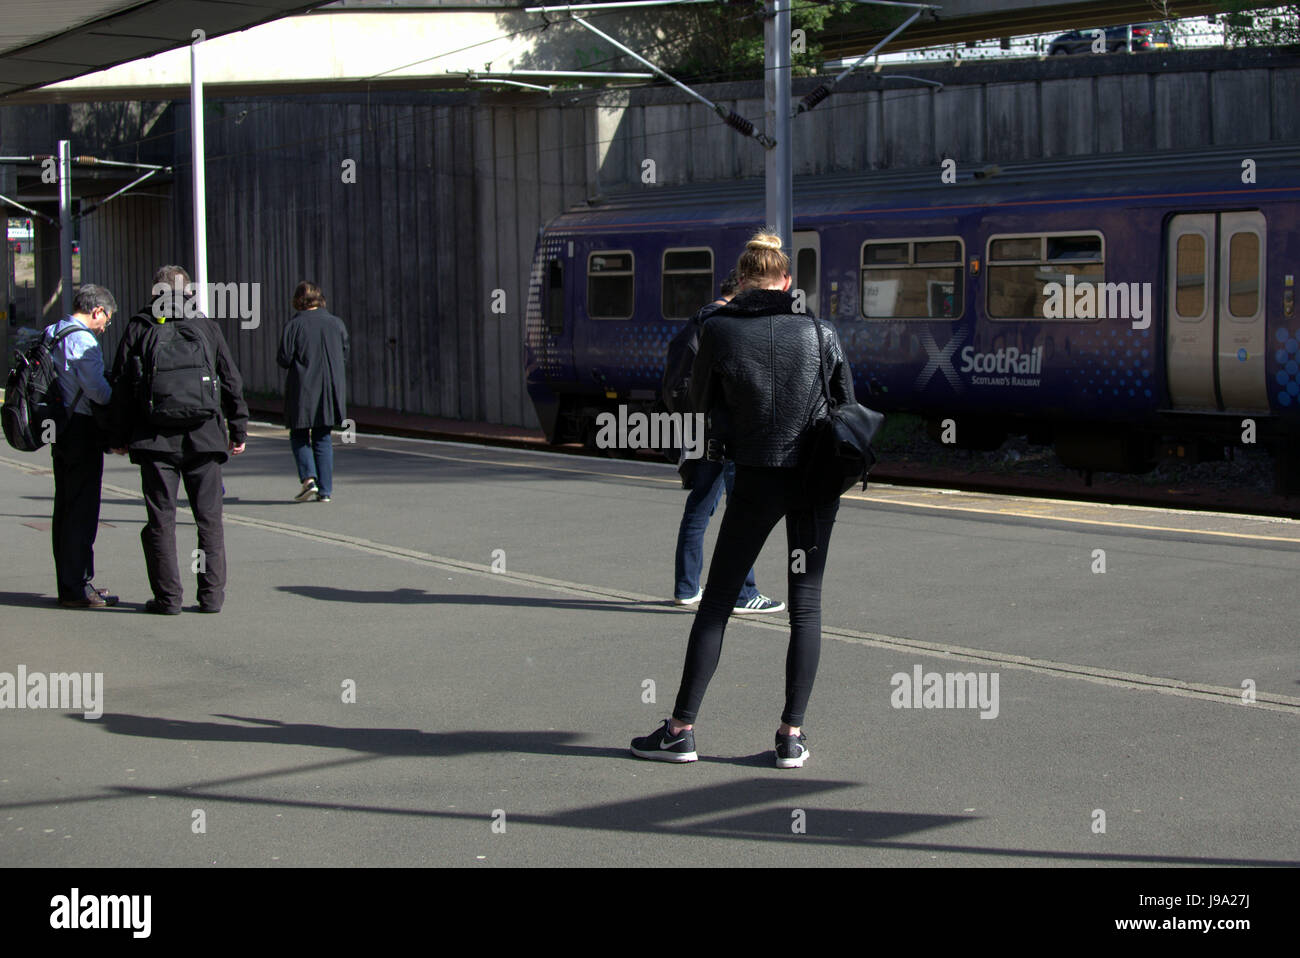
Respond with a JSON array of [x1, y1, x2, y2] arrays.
[[4, 451, 1295, 715], [276, 434, 1300, 544]]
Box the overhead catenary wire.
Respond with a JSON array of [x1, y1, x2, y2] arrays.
[[794, 1, 939, 116], [567, 9, 776, 148]]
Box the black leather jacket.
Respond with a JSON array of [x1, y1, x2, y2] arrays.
[[689, 288, 855, 468]]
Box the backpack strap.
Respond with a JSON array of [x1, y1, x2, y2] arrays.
[[49, 324, 86, 416]]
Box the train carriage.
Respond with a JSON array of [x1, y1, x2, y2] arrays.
[[525, 144, 1300, 482]]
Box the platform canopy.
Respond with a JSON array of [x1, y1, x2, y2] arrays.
[[0, 0, 333, 98]]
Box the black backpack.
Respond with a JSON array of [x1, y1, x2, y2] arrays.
[[137, 320, 220, 426], [2, 326, 84, 452]]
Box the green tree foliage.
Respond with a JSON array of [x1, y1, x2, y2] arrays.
[[663, 1, 901, 81], [1219, 2, 1300, 45]]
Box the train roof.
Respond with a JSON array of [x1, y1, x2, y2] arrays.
[[548, 142, 1300, 231]]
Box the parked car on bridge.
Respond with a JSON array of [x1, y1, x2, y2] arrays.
[[1049, 23, 1175, 55]]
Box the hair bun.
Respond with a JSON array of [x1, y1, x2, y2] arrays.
[[746, 233, 782, 252]]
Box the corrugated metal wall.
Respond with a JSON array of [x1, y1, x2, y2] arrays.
[[157, 93, 594, 429]]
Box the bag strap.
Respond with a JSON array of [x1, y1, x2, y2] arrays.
[[49, 324, 85, 415], [806, 315, 836, 428]]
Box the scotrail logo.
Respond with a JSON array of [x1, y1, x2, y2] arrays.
[[960, 345, 1043, 375], [595, 404, 705, 459], [1043, 276, 1152, 329], [913, 328, 968, 394], [0, 665, 102, 719]]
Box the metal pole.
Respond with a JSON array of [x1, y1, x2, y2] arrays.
[[765, 1, 792, 252], [58, 140, 73, 315], [191, 32, 208, 315]]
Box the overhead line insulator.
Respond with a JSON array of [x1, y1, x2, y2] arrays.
[[796, 84, 831, 114]]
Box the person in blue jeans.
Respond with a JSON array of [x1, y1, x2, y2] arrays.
[[277, 282, 349, 502], [675, 459, 771, 610], [665, 271, 783, 616]]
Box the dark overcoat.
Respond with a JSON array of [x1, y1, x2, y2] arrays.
[[277, 308, 349, 429]]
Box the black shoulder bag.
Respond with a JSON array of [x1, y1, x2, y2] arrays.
[[800, 317, 885, 503]]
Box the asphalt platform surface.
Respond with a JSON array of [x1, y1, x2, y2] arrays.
[[1, 425, 1297, 867]]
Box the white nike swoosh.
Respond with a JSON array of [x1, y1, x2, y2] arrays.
[[659, 737, 685, 749]]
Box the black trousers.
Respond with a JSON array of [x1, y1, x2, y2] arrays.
[[51, 414, 105, 601], [138, 453, 226, 611], [672, 464, 840, 727]]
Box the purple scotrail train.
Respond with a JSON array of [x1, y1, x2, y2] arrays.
[[526, 143, 1300, 488]]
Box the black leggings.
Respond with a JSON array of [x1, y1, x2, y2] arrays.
[[672, 464, 840, 727]]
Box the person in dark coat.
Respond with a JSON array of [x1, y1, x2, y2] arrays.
[[632, 231, 855, 769], [109, 265, 249, 614], [277, 282, 348, 502], [663, 269, 782, 614]]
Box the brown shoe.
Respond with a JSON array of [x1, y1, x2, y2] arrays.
[[91, 586, 119, 606], [59, 594, 109, 609]]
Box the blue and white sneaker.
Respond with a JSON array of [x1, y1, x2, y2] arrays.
[[775, 731, 810, 769], [631, 719, 698, 763], [674, 589, 703, 606], [734, 594, 786, 615]]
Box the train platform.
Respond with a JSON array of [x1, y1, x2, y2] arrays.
[[247, 397, 1300, 517], [1, 424, 1297, 867]]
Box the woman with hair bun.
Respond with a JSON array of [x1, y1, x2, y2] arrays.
[[632, 230, 855, 768]]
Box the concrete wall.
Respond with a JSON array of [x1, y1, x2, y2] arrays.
[[590, 47, 1300, 191]]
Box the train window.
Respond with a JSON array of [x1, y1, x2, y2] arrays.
[[860, 237, 964, 320], [990, 237, 1040, 261], [1227, 232, 1260, 317], [588, 250, 635, 320], [987, 231, 1104, 320], [1174, 234, 1206, 318], [546, 259, 564, 335], [916, 240, 960, 264], [796, 248, 818, 291], [1046, 235, 1101, 261], [662, 247, 714, 320], [864, 243, 908, 266]]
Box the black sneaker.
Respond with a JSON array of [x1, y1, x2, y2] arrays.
[[144, 599, 182, 615], [775, 731, 810, 769], [630, 719, 698, 763], [294, 478, 318, 502]]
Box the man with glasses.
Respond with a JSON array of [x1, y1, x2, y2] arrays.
[[46, 284, 120, 608]]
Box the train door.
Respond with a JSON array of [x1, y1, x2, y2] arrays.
[[1165, 211, 1268, 410], [792, 230, 820, 315]]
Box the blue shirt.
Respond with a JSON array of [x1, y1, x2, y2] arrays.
[[44, 317, 112, 416]]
